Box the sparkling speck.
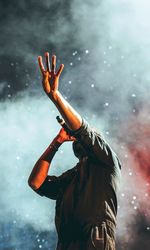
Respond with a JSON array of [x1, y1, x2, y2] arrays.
[[72, 51, 77, 56], [104, 102, 109, 107]]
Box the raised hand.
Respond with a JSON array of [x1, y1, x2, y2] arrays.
[[56, 128, 76, 144], [38, 52, 64, 99]]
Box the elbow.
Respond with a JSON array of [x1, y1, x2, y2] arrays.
[[28, 177, 37, 190]]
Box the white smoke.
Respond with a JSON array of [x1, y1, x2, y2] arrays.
[[0, 95, 77, 231]]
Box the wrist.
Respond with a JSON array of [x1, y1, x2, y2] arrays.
[[49, 90, 60, 103], [54, 135, 64, 144]]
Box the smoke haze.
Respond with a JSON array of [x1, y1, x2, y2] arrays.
[[0, 0, 150, 249]]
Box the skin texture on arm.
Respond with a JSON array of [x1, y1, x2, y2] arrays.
[[38, 52, 82, 131], [28, 128, 75, 190]]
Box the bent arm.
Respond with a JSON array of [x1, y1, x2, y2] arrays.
[[28, 136, 62, 190]]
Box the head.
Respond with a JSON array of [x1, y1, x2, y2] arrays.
[[72, 140, 87, 160]]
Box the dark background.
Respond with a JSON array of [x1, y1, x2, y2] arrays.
[[0, 0, 150, 249]]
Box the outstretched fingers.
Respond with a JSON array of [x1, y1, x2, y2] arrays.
[[45, 52, 50, 72], [38, 56, 45, 75], [56, 64, 64, 77], [51, 55, 56, 74]]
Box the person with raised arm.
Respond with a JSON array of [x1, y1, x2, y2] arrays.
[[28, 52, 121, 250]]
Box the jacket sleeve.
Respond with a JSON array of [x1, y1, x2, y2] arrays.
[[73, 118, 119, 167], [34, 166, 77, 200], [34, 175, 61, 200]]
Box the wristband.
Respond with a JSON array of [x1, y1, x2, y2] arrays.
[[50, 144, 59, 151]]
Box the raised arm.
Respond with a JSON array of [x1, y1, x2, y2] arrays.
[[37, 53, 121, 168], [38, 52, 82, 131]]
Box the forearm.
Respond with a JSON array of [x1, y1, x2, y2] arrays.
[[51, 91, 82, 131], [28, 137, 62, 189]]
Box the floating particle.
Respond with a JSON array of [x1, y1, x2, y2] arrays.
[[7, 84, 11, 88], [133, 196, 137, 200], [72, 51, 77, 56], [121, 193, 125, 197], [39, 245, 42, 249], [108, 46, 112, 50], [134, 206, 137, 210], [70, 62, 73, 66], [68, 81, 72, 84], [129, 172, 132, 176], [85, 50, 89, 54], [16, 156, 20, 160], [131, 93, 136, 97], [8, 94, 11, 98], [104, 102, 109, 107], [91, 84, 94, 88], [77, 57, 81, 61], [147, 227, 150, 230]]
